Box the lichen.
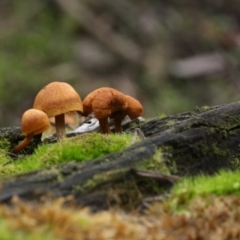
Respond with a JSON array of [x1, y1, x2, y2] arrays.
[[82, 169, 127, 192], [136, 147, 176, 174], [166, 120, 178, 127], [194, 105, 210, 113]]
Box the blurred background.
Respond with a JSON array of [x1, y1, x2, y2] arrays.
[[1, 0, 240, 127]]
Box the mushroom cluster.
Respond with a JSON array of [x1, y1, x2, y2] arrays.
[[33, 81, 83, 140], [13, 83, 143, 154], [82, 87, 143, 133], [13, 81, 83, 153]]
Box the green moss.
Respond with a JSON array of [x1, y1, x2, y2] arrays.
[[167, 169, 240, 212], [159, 113, 167, 119], [0, 218, 59, 240], [149, 149, 170, 174], [166, 120, 177, 127], [0, 164, 22, 177], [82, 169, 126, 191], [0, 133, 134, 177], [137, 147, 176, 174], [0, 139, 11, 151], [0, 139, 14, 173], [0, 1, 78, 121], [128, 121, 140, 129], [194, 105, 210, 113]]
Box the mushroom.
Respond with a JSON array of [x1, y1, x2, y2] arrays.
[[33, 81, 83, 140], [13, 109, 50, 153], [83, 87, 143, 133]]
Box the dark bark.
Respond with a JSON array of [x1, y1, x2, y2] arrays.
[[1, 101, 240, 210], [0, 127, 42, 156]]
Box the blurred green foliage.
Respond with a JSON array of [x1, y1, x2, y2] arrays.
[[0, 1, 79, 125], [0, 0, 240, 126]]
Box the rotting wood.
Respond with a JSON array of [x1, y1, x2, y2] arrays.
[[0, 101, 240, 210], [0, 127, 42, 156]]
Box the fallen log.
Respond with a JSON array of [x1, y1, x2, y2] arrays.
[[0, 101, 240, 210]]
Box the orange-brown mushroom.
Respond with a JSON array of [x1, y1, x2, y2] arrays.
[[83, 87, 143, 133], [33, 81, 83, 140], [13, 109, 50, 153]]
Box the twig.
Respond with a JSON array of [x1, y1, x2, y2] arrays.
[[0, 149, 18, 158], [0, 149, 27, 166]]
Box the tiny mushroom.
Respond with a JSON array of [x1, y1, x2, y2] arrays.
[[33, 81, 83, 140], [13, 109, 50, 153], [83, 87, 143, 133]]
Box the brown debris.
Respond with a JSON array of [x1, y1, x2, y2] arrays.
[[1, 195, 240, 239]]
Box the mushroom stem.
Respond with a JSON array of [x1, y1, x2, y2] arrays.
[[12, 133, 34, 153], [55, 114, 66, 140], [114, 121, 122, 133], [111, 111, 126, 133], [99, 118, 111, 134], [114, 120, 123, 133]]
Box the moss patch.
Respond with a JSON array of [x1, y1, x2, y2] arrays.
[[137, 146, 177, 175], [194, 105, 210, 113], [0, 139, 11, 151], [0, 139, 13, 173], [167, 169, 240, 212], [0, 192, 240, 240], [0, 133, 134, 177], [137, 148, 170, 173]]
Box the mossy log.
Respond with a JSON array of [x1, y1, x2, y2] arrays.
[[0, 126, 42, 156], [1, 101, 240, 210]]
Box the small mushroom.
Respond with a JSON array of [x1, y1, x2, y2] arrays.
[[83, 87, 143, 133], [33, 81, 83, 140], [13, 109, 50, 153]]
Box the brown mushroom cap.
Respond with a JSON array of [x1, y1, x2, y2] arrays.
[[13, 109, 50, 153], [124, 95, 143, 119], [33, 81, 83, 117], [83, 87, 127, 119], [22, 109, 50, 136], [82, 90, 97, 116]]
